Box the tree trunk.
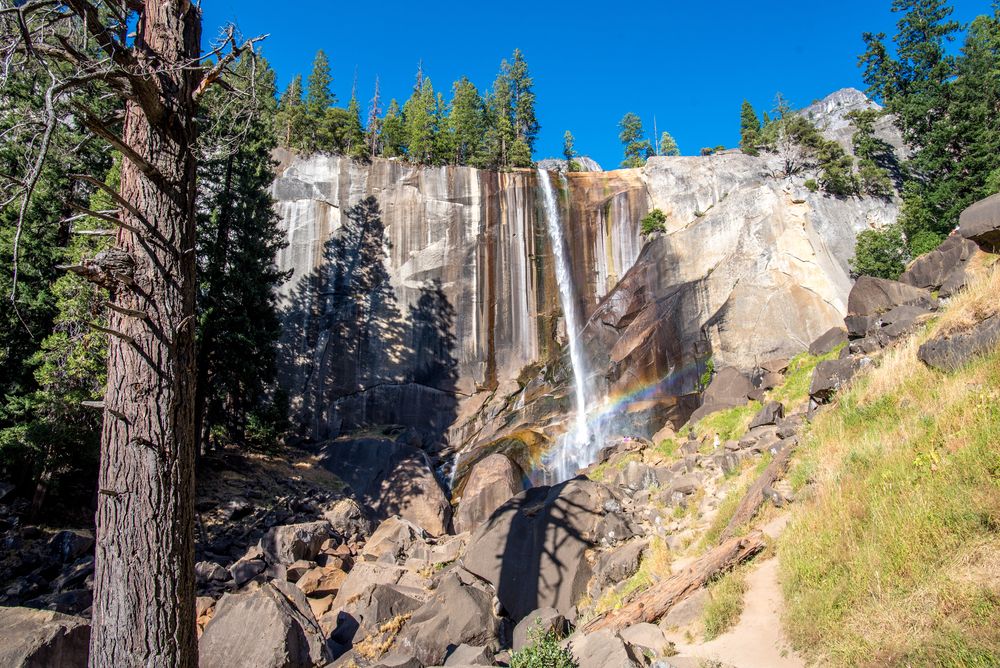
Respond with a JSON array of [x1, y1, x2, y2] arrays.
[[718, 443, 796, 544], [89, 2, 201, 666], [582, 532, 766, 634]]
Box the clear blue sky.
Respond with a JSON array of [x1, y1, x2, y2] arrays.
[[200, 0, 992, 168]]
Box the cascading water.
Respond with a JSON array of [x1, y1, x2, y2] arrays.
[[537, 169, 595, 481]]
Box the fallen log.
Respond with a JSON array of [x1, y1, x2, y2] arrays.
[[718, 444, 796, 543], [582, 531, 766, 633]]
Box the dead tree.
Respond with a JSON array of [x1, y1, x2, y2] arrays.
[[718, 443, 796, 543], [1, 2, 262, 665], [582, 532, 767, 633]]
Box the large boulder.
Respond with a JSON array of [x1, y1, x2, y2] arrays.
[[512, 607, 569, 652], [326, 582, 427, 646], [847, 276, 936, 319], [688, 367, 752, 424], [462, 477, 632, 622], [959, 192, 1000, 251], [808, 326, 847, 356], [199, 581, 331, 668], [900, 235, 980, 296], [260, 520, 332, 566], [809, 357, 864, 403], [568, 630, 641, 668], [323, 498, 374, 541], [318, 438, 452, 536], [454, 454, 524, 534], [0, 607, 89, 668], [918, 315, 1000, 372], [394, 570, 501, 667], [360, 516, 427, 563], [748, 401, 784, 429]]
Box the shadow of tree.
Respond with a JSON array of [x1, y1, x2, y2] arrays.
[[277, 196, 458, 445]]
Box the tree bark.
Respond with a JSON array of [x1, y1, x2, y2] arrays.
[[718, 444, 796, 544], [582, 532, 766, 634], [89, 2, 201, 666]]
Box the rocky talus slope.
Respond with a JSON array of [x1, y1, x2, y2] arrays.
[[4, 196, 996, 668]]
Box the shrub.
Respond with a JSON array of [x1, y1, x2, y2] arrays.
[[849, 224, 908, 279], [510, 626, 577, 668], [804, 179, 819, 192], [640, 208, 667, 236], [908, 229, 944, 258]]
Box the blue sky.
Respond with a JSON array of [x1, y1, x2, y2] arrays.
[[200, 1, 992, 168]]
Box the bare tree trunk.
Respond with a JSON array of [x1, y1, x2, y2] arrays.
[[89, 2, 201, 666], [718, 444, 795, 544]]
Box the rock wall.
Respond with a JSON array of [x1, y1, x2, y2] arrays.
[[272, 140, 898, 464]]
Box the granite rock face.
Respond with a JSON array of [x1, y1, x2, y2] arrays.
[[272, 118, 899, 471]]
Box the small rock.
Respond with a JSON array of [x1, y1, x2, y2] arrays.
[[569, 630, 641, 668]]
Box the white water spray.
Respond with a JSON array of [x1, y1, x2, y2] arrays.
[[537, 169, 593, 481]]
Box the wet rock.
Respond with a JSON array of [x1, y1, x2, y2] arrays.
[[847, 276, 936, 319], [918, 314, 1000, 372], [455, 454, 524, 534], [616, 461, 659, 492], [0, 607, 89, 668], [323, 498, 374, 542], [199, 581, 331, 668], [569, 630, 642, 668], [512, 607, 569, 651], [808, 326, 847, 356], [395, 570, 501, 667], [260, 520, 331, 566], [959, 192, 1000, 251], [900, 235, 980, 295], [0, 480, 13, 502], [318, 438, 452, 536], [748, 401, 784, 429], [462, 477, 631, 623]]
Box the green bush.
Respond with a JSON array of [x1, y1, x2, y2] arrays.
[[804, 179, 819, 192], [849, 224, 908, 279], [908, 229, 944, 258], [510, 625, 577, 668], [640, 208, 667, 236]]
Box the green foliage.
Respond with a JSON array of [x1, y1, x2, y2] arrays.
[[768, 344, 845, 408], [509, 625, 577, 668], [699, 357, 715, 390], [448, 78, 486, 165], [804, 178, 819, 192], [380, 100, 406, 158], [693, 402, 762, 443], [909, 229, 945, 257], [847, 108, 895, 197], [640, 208, 667, 236], [740, 100, 761, 155], [658, 131, 680, 156], [403, 73, 439, 164], [850, 224, 908, 279], [562, 130, 576, 170], [619, 112, 653, 168]]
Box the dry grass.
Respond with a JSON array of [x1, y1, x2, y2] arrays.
[[702, 566, 750, 640], [353, 613, 412, 661], [779, 285, 1000, 666], [589, 536, 673, 615], [930, 257, 1000, 338]]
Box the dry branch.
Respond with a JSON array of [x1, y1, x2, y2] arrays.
[[718, 444, 796, 543], [582, 531, 767, 633]]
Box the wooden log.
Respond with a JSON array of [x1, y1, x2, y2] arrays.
[[582, 531, 767, 633], [718, 444, 796, 543]]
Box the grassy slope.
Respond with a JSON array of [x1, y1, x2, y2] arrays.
[[780, 263, 1000, 666]]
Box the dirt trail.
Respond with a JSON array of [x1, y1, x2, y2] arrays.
[[666, 515, 804, 668]]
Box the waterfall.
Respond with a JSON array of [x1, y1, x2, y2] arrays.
[[537, 169, 593, 481]]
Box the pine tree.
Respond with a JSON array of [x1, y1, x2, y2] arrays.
[[305, 50, 338, 152], [740, 100, 761, 155], [381, 99, 407, 158], [507, 49, 539, 167], [195, 54, 291, 450], [847, 108, 895, 197], [563, 131, 579, 171], [658, 131, 680, 156], [276, 74, 306, 149], [619, 113, 653, 168], [448, 77, 486, 165], [344, 87, 366, 159], [366, 77, 382, 160], [403, 74, 437, 164], [482, 73, 515, 170]]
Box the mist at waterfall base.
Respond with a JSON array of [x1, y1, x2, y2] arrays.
[[536, 169, 601, 484]]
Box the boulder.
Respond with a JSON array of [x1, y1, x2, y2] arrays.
[[46, 530, 94, 563], [325, 582, 427, 646], [879, 303, 933, 340], [318, 438, 452, 536], [374, 654, 422, 668], [748, 401, 784, 429], [443, 644, 493, 665], [0, 607, 89, 668], [454, 454, 524, 533], [847, 276, 936, 318], [619, 623, 670, 656], [199, 582, 331, 668], [688, 367, 752, 424], [568, 630, 641, 668], [196, 560, 230, 584], [395, 570, 501, 667], [295, 565, 347, 596], [512, 607, 569, 651], [809, 357, 863, 403], [260, 521, 331, 566], [323, 498, 374, 541], [462, 477, 632, 623], [593, 539, 648, 590], [918, 315, 1000, 372], [361, 516, 427, 563], [229, 557, 266, 587], [900, 235, 980, 295], [808, 327, 847, 356], [959, 192, 1000, 250]]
